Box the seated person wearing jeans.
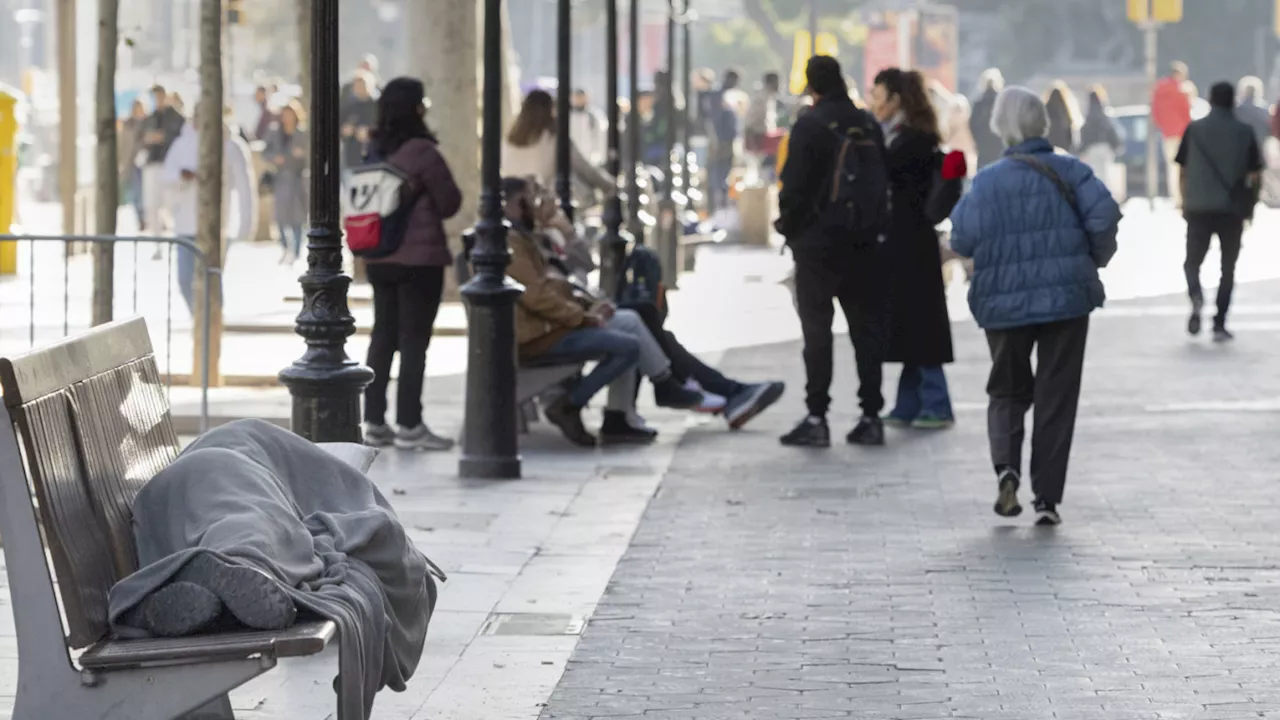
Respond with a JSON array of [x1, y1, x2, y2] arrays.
[[503, 177, 703, 446]]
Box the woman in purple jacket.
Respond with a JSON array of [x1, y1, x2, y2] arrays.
[[362, 78, 463, 451]]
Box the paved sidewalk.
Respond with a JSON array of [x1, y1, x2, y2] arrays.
[[541, 278, 1280, 720]]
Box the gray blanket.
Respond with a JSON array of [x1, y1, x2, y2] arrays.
[[107, 419, 439, 720]]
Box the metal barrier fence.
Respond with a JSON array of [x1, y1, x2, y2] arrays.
[[0, 233, 218, 432]]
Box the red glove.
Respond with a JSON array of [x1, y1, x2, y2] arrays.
[[941, 150, 968, 181]]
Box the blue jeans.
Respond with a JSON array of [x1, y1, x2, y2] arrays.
[[279, 224, 304, 257], [541, 328, 641, 409], [889, 364, 953, 421]]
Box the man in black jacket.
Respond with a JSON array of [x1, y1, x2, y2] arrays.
[[776, 56, 890, 449]]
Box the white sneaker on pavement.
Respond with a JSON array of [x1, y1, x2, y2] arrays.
[[395, 424, 455, 452]]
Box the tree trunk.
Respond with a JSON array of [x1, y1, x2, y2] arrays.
[[296, 0, 312, 115], [92, 0, 119, 326], [193, 0, 223, 388], [408, 0, 479, 301]]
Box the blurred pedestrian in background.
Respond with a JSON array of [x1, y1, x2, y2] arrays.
[[340, 71, 378, 170], [706, 69, 742, 212], [950, 86, 1120, 528], [869, 68, 956, 431], [361, 78, 462, 452], [264, 99, 309, 264], [1176, 81, 1264, 342], [928, 78, 975, 175], [139, 84, 186, 256], [1152, 61, 1193, 207], [503, 89, 614, 209], [1235, 76, 1271, 151], [569, 88, 607, 167], [119, 99, 148, 229], [970, 68, 1005, 170], [1077, 85, 1124, 193], [252, 84, 279, 141], [1044, 81, 1081, 153]]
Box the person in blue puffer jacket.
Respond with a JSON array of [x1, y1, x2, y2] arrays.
[[950, 86, 1121, 528]]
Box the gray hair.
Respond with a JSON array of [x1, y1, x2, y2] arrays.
[[990, 86, 1049, 147], [1238, 75, 1264, 103]]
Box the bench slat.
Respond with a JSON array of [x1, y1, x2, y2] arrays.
[[0, 317, 152, 408], [79, 620, 337, 670]]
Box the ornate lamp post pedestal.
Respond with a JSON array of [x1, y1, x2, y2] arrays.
[[279, 0, 373, 443]]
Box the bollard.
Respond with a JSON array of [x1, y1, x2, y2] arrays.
[[0, 90, 17, 275]]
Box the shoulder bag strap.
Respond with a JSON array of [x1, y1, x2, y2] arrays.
[[1010, 153, 1085, 228]]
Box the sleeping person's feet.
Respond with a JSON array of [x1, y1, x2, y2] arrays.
[[129, 580, 223, 637], [175, 553, 298, 631]]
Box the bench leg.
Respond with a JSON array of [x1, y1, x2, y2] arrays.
[[181, 694, 235, 720]]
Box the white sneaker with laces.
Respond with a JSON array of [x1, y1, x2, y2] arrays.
[[395, 424, 455, 452]]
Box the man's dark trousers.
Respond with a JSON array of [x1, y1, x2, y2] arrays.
[[792, 246, 886, 418], [985, 316, 1089, 507], [1184, 211, 1244, 329]]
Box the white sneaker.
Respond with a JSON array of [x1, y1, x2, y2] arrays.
[[363, 423, 395, 448], [395, 424, 455, 452]]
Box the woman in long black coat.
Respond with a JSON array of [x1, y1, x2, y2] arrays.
[[868, 68, 955, 429]]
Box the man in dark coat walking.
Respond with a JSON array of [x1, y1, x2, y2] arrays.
[[970, 68, 1005, 170], [776, 56, 890, 449]]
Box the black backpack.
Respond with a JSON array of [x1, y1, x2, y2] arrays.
[[617, 244, 666, 317], [818, 122, 889, 243]]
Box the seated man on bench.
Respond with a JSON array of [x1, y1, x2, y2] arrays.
[[516, 178, 787, 442], [503, 177, 706, 446]]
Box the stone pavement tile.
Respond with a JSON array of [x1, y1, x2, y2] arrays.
[[540, 281, 1280, 719]]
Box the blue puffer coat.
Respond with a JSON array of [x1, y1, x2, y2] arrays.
[[950, 138, 1122, 331]]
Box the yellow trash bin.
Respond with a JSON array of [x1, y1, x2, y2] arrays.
[[0, 89, 18, 275]]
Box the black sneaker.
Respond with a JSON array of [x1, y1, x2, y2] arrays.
[[1188, 296, 1204, 336], [846, 416, 885, 446], [724, 381, 786, 430], [543, 397, 598, 447], [994, 468, 1022, 518], [1033, 499, 1061, 526], [653, 376, 705, 409], [600, 410, 659, 445], [1212, 326, 1234, 343], [780, 416, 831, 447]]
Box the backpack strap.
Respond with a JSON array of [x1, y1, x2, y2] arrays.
[[830, 135, 853, 204]]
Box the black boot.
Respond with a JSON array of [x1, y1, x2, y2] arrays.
[[780, 415, 831, 448], [543, 397, 597, 447], [600, 410, 659, 445], [653, 375, 704, 409], [847, 416, 885, 446]]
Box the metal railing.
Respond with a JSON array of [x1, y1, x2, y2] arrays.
[[0, 233, 219, 431]]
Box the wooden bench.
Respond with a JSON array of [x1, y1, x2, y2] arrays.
[[0, 317, 373, 719]]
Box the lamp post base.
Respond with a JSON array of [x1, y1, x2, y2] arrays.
[[279, 361, 375, 444], [458, 272, 524, 480]]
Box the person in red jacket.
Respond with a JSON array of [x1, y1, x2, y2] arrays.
[[1151, 62, 1193, 207]]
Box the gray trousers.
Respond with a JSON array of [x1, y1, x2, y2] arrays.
[[605, 309, 671, 411], [984, 315, 1089, 505]]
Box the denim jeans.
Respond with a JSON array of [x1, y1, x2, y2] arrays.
[[279, 224, 304, 257], [542, 328, 641, 409], [889, 364, 954, 421], [600, 309, 673, 411]]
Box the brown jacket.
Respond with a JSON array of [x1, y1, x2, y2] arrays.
[[366, 138, 462, 267], [507, 228, 588, 359]]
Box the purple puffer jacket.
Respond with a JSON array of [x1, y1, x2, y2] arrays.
[[366, 138, 463, 267]]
